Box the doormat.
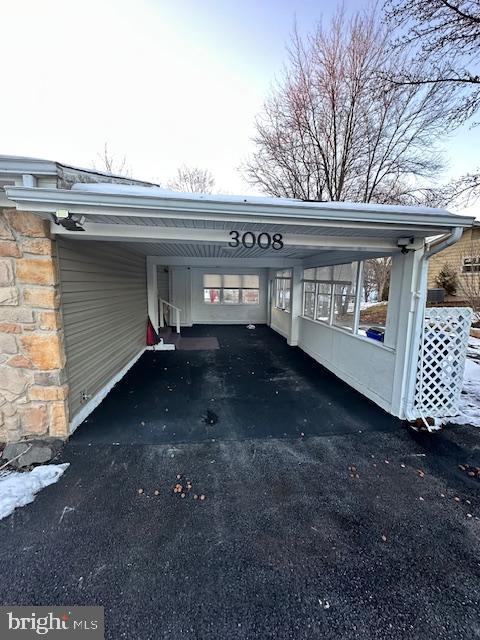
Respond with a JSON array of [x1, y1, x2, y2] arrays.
[[177, 336, 220, 351]]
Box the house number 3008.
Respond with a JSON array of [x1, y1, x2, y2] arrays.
[[228, 231, 284, 250]]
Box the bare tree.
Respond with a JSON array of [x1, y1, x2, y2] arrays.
[[429, 170, 480, 209], [94, 142, 131, 177], [385, 0, 480, 204], [385, 0, 480, 123], [363, 261, 378, 301], [366, 257, 392, 301], [168, 165, 215, 194], [244, 9, 449, 204]]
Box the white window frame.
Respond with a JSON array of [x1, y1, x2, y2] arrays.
[[274, 269, 292, 312], [462, 256, 480, 273], [203, 273, 260, 306], [302, 262, 363, 334]]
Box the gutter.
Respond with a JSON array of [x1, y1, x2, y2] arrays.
[[4, 186, 476, 230], [403, 226, 464, 423]]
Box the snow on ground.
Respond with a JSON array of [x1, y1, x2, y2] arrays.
[[360, 301, 386, 310], [442, 336, 480, 428], [0, 463, 69, 520]]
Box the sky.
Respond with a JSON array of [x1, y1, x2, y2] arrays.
[[0, 0, 478, 214]]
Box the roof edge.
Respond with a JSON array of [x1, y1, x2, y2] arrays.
[[4, 186, 476, 230], [0, 154, 157, 187]]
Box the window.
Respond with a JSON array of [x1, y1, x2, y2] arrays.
[[332, 263, 358, 330], [463, 257, 480, 273], [303, 282, 315, 318], [316, 283, 331, 322], [274, 269, 291, 312], [203, 274, 260, 305], [243, 289, 260, 304], [302, 262, 360, 333], [204, 288, 220, 304]]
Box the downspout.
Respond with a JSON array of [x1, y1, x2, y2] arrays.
[[403, 226, 464, 421]]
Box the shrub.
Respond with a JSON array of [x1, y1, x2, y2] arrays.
[[435, 263, 458, 296]]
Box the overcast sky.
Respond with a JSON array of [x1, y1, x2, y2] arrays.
[[1, 0, 478, 212]]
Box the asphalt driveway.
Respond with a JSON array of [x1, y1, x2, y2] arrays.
[[0, 326, 479, 639]]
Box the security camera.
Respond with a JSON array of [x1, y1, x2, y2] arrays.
[[52, 210, 85, 232], [397, 237, 414, 254]]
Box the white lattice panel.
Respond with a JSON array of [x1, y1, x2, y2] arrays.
[[412, 307, 472, 419]]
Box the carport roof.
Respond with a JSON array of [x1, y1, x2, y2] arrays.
[[5, 181, 475, 230], [4, 168, 475, 266]]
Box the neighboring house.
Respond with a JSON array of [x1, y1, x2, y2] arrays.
[[0, 155, 476, 443], [428, 224, 480, 298]]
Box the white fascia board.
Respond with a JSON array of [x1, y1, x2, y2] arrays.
[[50, 221, 398, 251], [0, 157, 57, 177], [5, 186, 476, 231]]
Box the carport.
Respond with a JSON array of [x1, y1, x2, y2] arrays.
[[71, 324, 399, 446], [0, 156, 475, 441]]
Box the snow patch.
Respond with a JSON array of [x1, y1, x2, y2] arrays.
[[0, 463, 69, 520], [437, 337, 480, 428], [360, 301, 386, 310], [71, 182, 455, 217]]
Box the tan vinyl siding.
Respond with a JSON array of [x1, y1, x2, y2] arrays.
[[57, 239, 147, 419], [427, 227, 480, 296]]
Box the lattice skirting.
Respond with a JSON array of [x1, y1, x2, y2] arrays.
[[412, 307, 472, 419]]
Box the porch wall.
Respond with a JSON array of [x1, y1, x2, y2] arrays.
[[0, 209, 69, 442], [297, 318, 396, 413], [268, 251, 418, 417], [169, 266, 268, 325], [270, 307, 291, 340]]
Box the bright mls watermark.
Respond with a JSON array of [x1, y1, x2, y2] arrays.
[[0, 607, 104, 638]]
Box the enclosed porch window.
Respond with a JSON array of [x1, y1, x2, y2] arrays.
[[274, 269, 292, 312], [302, 262, 362, 333], [203, 273, 260, 305]]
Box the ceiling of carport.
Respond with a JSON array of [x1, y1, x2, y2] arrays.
[[82, 214, 443, 239], [111, 240, 393, 265]]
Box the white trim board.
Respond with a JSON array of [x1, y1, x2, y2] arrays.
[[146, 343, 175, 351], [69, 348, 145, 435]]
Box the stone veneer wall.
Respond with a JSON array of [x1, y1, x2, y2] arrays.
[[0, 209, 69, 442]]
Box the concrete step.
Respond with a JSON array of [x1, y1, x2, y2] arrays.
[[159, 328, 180, 345], [164, 333, 181, 347]]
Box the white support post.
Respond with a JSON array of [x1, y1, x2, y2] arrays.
[[353, 261, 363, 334], [176, 309, 180, 334], [388, 247, 425, 419], [22, 174, 37, 187], [146, 257, 158, 330], [159, 300, 164, 328], [289, 266, 303, 346]]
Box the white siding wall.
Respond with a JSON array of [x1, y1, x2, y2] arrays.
[[157, 266, 169, 301], [270, 307, 291, 339], [58, 239, 147, 420], [169, 267, 193, 326], [193, 268, 268, 324]]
